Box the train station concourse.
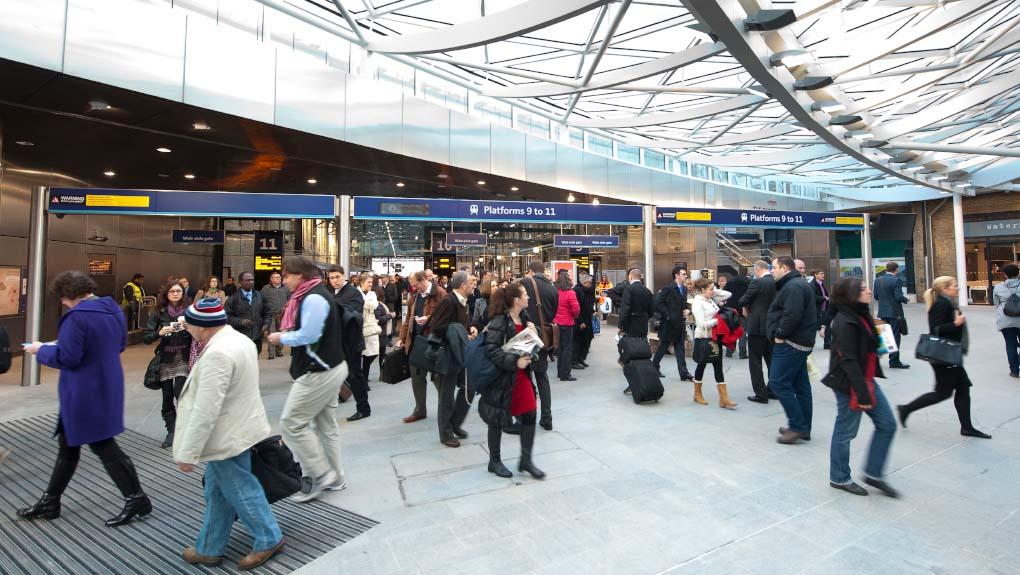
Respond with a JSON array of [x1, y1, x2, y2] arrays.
[[1, 0, 1019, 573]]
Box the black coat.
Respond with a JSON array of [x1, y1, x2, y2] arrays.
[[224, 290, 271, 341], [825, 304, 884, 405], [478, 310, 535, 427], [333, 282, 365, 315], [523, 275, 559, 330], [384, 283, 401, 313], [929, 295, 971, 391], [739, 274, 776, 336], [655, 283, 688, 341], [619, 281, 654, 338], [766, 271, 818, 347], [725, 276, 750, 315], [574, 282, 597, 326]]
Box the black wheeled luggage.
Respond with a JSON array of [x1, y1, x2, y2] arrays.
[[623, 359, 663, 403]]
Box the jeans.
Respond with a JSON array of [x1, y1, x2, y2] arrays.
[[879, 317, 903, 364], [768, 343, 813, 434], [829, 384, 896, 484], [652, 332, 690, 377], [280, 361, 346, 480], [1002, 327, 1020, 375], [196, 451, 282, 557], [747, 335, 772, 399], [556, 324, 574, 378]]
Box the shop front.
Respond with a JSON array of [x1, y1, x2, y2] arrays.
[[964, 215, 1020, 304]]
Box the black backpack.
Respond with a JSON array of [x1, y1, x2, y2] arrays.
[[1003, 284, 1020, 318]]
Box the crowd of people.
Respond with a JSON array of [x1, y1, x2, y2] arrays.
[[8, 252, 1010, 570]]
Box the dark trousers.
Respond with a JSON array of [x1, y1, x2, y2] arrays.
[[695, 356, 724, 383], [879, 317, 903, 364], [747, 334, 773, 399], [160, 376, 186, 433], [438, 370, 470, 440], [556, 324, 574, 378], [1002, 327, 1020, 375], [574, 323, 594, 363], [348, 358, 371, 415], [409, 365, 430, 417], [252, 338, 264, 357], [533, 352, 552, 422], [46, 433, 143, 498], [901, 367, 975, 431], [652, 332, 690, 377], [361, 354, 377, 385]]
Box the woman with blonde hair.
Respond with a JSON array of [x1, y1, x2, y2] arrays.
[[897, 276, 991, 439]]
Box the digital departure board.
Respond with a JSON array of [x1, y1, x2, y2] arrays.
[[380, 202, 431, 217]]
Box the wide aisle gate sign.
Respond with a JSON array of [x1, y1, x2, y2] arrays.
[[354, 196, 642, 225], [48, 188, 336, 219], [654, 207, 864, 230]]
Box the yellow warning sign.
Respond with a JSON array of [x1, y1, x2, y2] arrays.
[[85, 194, 151, 208], [674, 211, 712, 222], [835, 216, 865, 226]]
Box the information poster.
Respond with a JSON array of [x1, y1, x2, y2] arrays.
[[0, 267, 24, 317]]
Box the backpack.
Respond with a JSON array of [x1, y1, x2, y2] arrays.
[[1003, 284, 1020, 318], [465, 332, 500, 394]]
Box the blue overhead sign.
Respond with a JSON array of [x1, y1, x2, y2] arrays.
[[172, 230, 224, 244], [446, 233, 488, 247], [354, 196, 642, 225], [554, 235, 621, 248], [48, 188, 336, 219], [654, 207, 864, 230]]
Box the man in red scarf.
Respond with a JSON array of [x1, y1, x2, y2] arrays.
[[267, 256, 348, 503]]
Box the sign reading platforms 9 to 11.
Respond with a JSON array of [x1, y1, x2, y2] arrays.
[[654, 207, 865, 230], [354, 196, 643, 225]]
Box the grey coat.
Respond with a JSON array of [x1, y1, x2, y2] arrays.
[[994, 278, 1020, 331]]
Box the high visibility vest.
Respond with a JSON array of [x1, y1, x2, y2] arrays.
[[121, 281, 144, 306]]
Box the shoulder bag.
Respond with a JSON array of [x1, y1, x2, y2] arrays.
[[915, 325, 963, 367], [692, 338, 721, 364], [249, 435, 303, 504], [527, 278, 559, 352], [143, 344, 163, 390]]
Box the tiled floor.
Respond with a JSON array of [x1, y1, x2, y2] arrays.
[[2, 303, 1018, 575]]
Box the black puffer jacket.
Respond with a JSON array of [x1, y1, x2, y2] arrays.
[[824, 304, 884, 405], [478, 310, 535, 428], [766, 270, 818, 347]]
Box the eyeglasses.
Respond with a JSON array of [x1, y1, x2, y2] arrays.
[[168, 289, 183, 293]]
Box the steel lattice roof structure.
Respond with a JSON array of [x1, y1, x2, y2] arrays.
[[260, 0, 1020, 200]]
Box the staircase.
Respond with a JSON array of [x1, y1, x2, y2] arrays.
[[715, 231, 776, 270]]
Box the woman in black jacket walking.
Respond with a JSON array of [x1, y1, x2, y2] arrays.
[[143, 282, 193, 448], [479, 283, 545, 480], [825, 277, 898, 498], [897, 276, 990, 439]]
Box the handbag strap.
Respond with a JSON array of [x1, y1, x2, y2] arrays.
[[527, 277, 548, 329]]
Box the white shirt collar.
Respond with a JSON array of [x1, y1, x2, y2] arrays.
[[454, 290, 468, 305]]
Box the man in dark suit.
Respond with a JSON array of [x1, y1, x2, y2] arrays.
[[177, 276, 199, 302], [874, 262, 910, 369], [327, 266, 369, 421], [328, 265, 365, 314], [573, 274, 597, 369], [429, 271, 478, 447], [618, 267, 654, 339], [523, 261, 559, 431], [739, 261, 777, 403], [652, 266, 693, 381], [224, 271, 272, 355], [724, 272, 750, 359]]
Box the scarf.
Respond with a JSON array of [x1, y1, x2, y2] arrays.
[[280, 277, 322, 331], [166, 301, 186, 319], [188, 340, 205, 370]]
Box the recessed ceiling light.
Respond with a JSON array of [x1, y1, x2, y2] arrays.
[[192, 122, 210, 131], [88, 100, 112, 111], [396, 182, 405, 187], [592, 198, 600, 205], [477, 180, 486, 185], [510, 186, 519, 191], [104, 170, 115, 177], [15, 140, 33, 146], [437, 174, 449, 179], [157, 173, 169, 178], [568, 193, 576, 202], [184, 173, 195, 179], [156, 147, 172, 153], [307, 179, 317, 184]]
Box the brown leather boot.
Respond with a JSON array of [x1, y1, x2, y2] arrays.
[[717, 384, 737, 409], [238, 538, 285, 571], [183, 547, 223, 566], [693, 381, 708, 405]]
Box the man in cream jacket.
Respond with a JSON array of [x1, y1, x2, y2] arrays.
[[174, 298, 284, 571]]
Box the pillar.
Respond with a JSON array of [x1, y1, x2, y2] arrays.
[[861, 213, 872, 291], [643, 205, 655, 292], [22, 186, 47, 387], [953, 193, 967, 308], [338, 194, 351, 272]]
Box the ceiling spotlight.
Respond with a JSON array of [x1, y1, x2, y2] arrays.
[[829, 115, 863, 126], [396, 182, 405, 187], [15, 140, 33, 146], [811, 100, 846, 114], [510, 186, 519, 191], [744, 9, 797, 31], [953, 182, 970, 188], [930, 175, 947, 181], [532, 246, 541, 254], [157, 173, 169, 178], [184, 173, 195, 179], [88, 100, 112, 111], [848, 131, 874, 140], [769, 50, 813, 68], [860, 139, 888, 148], [477, 180, 486, 185], [156, 147, 172, 153], [568, 193, 576, 202], [793, 76, 834, 91], [904, 165, 925, 172], [192, 122, 211, 131], [307, 179, 317, 184], [103, 170, 115, 177], [437, 174, 449, 179], [592, 198, 600, 205]]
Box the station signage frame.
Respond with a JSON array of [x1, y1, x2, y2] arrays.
[[172, 230, 225, 244], [553, 235, 620, 248], [445, 233, 489, 247], [654, 207, 864, 230], [354, 196, 642, 225], [48, 188, 336, 219]]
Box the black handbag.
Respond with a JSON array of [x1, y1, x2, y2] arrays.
[[143, 346, 162, 390], [381, 347, 411, 384], [915, 332, 963, 367], [249, 435, 303, 504], [618, 336, 652, 362], [692, 338, 721, 364]]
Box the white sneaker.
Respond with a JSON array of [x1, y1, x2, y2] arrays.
[[324, 477, 348, 492], [290, 469, 338, 503]]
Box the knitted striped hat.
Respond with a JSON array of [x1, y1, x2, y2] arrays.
[[185, 297, 227, 327]]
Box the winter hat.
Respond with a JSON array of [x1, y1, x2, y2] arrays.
[[185, 297, 228, 327]]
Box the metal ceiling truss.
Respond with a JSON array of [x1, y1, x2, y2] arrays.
[[267, 0, 1020, 196]]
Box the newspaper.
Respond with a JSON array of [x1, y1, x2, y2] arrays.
[[501, 325, 544, 357]]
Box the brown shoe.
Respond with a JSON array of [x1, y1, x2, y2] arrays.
[[182, 547, 223, 566], [238, 538, 284, 571], [403, 414, 426, 423], [777, 429, 806, 445], [441, 437, 461, 448]]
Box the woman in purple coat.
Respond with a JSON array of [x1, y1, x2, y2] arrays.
[[21, 271, 152, 527]]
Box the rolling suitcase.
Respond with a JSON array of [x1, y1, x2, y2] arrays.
[[623, 359, 663, 404]]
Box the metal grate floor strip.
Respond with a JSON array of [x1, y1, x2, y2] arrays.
[[0, 414, 376, 574]]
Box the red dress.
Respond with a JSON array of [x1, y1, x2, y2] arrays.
[[509, 323, 537, 416]]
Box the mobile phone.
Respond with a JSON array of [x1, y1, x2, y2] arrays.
[[170, 321, 183, 332]]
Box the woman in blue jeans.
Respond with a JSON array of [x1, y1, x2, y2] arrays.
[[824, 277, 899, 498], [993, 263, 1020, 378]]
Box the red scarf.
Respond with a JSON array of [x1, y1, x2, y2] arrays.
[[280, 277, 322, 331]]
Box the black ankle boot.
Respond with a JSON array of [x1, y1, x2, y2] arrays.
[[17, 493, 61, 520], [487, 426, 512, 478], [161, 432, 174, 449], [488, 460, 513, 478], [517, 422, 545, 479], [105, 494, 152, 527]]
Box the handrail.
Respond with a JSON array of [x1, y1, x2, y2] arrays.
[[715, 231, 776, 268]]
